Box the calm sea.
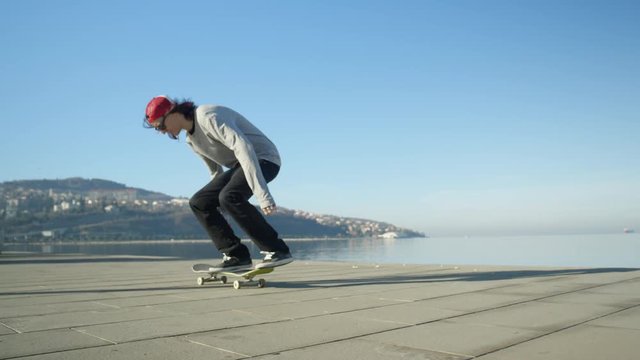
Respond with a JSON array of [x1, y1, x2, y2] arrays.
[[3, 233, 639, 268]]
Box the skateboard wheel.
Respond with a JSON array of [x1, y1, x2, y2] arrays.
[[233, 280, 241, 290], [220, 276, 227, 284], [257, 278, 266, 288], [197, 277, 206, 286]]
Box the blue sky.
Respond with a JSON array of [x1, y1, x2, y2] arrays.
[[1, 0, 638, 236]]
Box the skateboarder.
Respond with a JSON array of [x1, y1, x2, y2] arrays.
[[144, 96, 293, 271]]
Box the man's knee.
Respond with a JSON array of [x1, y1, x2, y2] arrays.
[[189, 191, 219, 211], [218, 189, 245, 210]]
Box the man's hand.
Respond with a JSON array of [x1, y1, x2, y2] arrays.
[[262, 205, 277, 215]]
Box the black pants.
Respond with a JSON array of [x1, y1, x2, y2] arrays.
[[189, 160, 290, 258]]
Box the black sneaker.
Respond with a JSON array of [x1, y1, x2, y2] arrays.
[[208, 254, 253, 272], [255, 251, 293, 269]]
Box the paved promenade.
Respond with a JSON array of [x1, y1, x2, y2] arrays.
[[1, 253, 639, 359]]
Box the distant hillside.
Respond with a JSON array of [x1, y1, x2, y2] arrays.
[[3, 178, 128, 191], [1, 178, 426, 241], [1, 177, 170, 201]]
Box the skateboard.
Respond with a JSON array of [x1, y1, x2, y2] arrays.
[[191, 263, 274, 289]]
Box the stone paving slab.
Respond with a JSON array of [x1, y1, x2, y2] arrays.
[[75, 310, 285, 344], [0, 328, 111, 359], [538, 289, 640, 308], [1, 253, 639, 359], [0, 326, 16, 336], [363, 320, 543, 358], [482, 281, 592, 297], [340, 300, 463, 325], [477, 324, 640, 360], [11, 337, 239, 360], [413, 291, 534, 312], [239, 294, 406, 320], [6, 307, 174, 333], [251, 338, 472, 360], [185, 313, 406, 357], [588, 306, 640, 330], [584, 278, 640, 295], [448, 300, 619, 332], [0, 302, 118, 319]]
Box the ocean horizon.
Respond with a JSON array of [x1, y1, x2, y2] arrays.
[[3, 233, 638, 268]]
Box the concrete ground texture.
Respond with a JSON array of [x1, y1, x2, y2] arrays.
[[1, 253, 639, 359]]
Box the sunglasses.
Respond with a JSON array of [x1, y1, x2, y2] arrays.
[[144, 115, 168, 132], [144, 113, 178, 139], [154, 116, 168, 132]]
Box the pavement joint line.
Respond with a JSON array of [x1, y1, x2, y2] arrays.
[[72, 328, 118, 345], [0, 344, 116, 360], [377, 297, 414, 303], [239, 323, 420, 359], [584, 322, 640, 333], [52, 317, 291, 352], [473, 302, 640, 359], [186, 339, 251, 357], [476, 274, 640, 297], [91, 301, 121, 309], [242, 334, 476, 360], [0, 312, 178, 335], [0, 321, 22, 334]]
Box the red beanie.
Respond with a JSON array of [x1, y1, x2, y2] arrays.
[[145, 96, 175, 123]]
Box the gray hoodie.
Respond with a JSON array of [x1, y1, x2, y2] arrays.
[[186, 105, 281, 208]]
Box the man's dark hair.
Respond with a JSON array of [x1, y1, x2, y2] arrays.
[[169, 98, 196, 121]]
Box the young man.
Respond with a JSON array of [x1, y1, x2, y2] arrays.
[[144, 95, 292, 271]]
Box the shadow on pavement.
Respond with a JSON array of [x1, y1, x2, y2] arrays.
[[274, 267, 640, 289]]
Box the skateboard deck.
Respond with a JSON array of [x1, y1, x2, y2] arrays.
[[191, 263, 274, 289]]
